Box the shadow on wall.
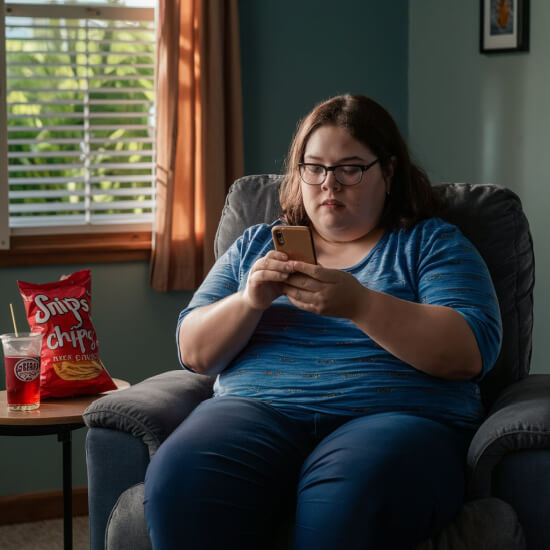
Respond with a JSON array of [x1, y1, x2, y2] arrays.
[[479, 57, 528, 195]]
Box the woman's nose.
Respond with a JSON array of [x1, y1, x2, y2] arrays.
[[321, 170, 341, 191]]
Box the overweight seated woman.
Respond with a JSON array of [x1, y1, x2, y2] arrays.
[[144, 94, 502, 550]]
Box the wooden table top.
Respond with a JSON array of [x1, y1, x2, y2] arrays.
[[0, 378, 130, 426]]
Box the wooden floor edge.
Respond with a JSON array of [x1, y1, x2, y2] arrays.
[[0, 487, 88, 525]]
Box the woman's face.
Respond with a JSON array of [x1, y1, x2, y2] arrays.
[[301, 125, 392, 243]]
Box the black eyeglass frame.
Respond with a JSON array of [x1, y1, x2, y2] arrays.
[[298, 158, 381, 186]]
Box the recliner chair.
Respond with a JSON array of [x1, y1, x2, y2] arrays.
[[84, 175, 548, 550]]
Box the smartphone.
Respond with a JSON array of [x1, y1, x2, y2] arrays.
[[272, 226, 317, 264]]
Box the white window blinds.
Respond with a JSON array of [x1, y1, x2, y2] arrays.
[[4, 2, 156, 229]]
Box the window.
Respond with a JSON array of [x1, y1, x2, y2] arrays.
[[0, 0, 156, 263]]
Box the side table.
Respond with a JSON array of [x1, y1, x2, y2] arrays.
[[0, 378, 130, 550]]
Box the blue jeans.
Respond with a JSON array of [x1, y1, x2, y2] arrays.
[[144, 396, 472, 550]]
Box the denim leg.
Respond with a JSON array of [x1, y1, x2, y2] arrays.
[[144, 396, 311, 550], [292, 413, 471, 550]]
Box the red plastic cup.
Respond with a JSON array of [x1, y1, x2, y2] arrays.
[[1, 332, 43, 411]]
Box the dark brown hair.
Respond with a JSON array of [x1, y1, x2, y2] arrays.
[[280, 94, 440, 230]]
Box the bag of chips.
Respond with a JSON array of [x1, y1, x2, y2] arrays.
[[17, 269, 117, 398]]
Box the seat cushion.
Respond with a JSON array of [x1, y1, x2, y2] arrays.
[[107, 484, 524, 550], [106, 483, 151, 550], [415, 498, 525, 550]]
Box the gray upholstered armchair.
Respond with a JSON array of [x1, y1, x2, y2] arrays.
[[84, 175, 547, 550]]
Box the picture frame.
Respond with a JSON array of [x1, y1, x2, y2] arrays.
[[480, 0, 529, 53]]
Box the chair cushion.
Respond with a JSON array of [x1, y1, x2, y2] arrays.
[[106, 483, 151, 550], [415, 497, 525, 550], [106, 483, 524, 550], [214, 174, 282, 259], [214, 176, 534, 409]]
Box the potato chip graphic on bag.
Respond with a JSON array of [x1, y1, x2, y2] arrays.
[[53, 360, 105, 381], [17, 269, 116, 398]]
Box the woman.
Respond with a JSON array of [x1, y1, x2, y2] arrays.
[[144, 95, 502, 550]]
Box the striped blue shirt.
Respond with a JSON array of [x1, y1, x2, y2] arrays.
[[177, 218, 502, 429]]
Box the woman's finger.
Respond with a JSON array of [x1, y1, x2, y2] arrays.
[[251, 254, 291, 276], [266, 250, 288, 261], [285, 294, 319, 314], [290, 261, 333, 281], [285, 273, 323, 291], [282, 284, 316, 303], [250, 268, 289, 283]]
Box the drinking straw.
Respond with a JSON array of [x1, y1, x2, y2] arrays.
[[9, 303, 19, 337]]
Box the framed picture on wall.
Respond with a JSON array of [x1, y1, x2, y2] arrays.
[[480, 0, 529, 53]]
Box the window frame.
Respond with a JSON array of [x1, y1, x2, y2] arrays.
[[0, 1, 156, 266]]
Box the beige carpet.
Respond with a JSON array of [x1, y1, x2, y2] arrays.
[[0, 516, 89, 550]]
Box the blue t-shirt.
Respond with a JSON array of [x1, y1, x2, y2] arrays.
[[177, 218, 502, 429]]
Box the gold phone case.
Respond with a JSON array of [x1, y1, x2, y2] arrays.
[[272, 226, 317, 264]]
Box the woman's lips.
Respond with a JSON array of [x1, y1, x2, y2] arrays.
[[321, 199, 344, 210]]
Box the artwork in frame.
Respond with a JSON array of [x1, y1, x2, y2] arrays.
[[480, 0, 529, 53]]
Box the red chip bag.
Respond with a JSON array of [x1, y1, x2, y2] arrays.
[[17, 269, 116, 398]]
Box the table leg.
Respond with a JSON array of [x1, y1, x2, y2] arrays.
[[58, 430, 73, 550]]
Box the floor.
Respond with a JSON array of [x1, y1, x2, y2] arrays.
[[0, 516, 89, 550]]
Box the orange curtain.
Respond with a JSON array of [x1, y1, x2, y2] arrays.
[[150, 0, 244, 291]]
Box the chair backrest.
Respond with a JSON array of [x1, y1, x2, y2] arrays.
[[215, 175, 535, 409]]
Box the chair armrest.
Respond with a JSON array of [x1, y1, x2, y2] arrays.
[[83, 370, 215, 457], [467, 374, 550, 498]]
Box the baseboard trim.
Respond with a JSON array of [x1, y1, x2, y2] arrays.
[[0, 487, 88, 525]]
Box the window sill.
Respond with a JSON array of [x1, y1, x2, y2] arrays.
[[0, 231, 152, 266]]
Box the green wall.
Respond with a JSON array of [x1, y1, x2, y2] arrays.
[[0, 1, 410, 498], [239, 0, 409, 174], [408, 0, 549, 374]]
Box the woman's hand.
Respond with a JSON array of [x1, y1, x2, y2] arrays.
[[282, 261, 367, 318], [242, 251, 294, 311]]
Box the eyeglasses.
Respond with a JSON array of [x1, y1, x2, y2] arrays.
[[298, 158, 380, 186]]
